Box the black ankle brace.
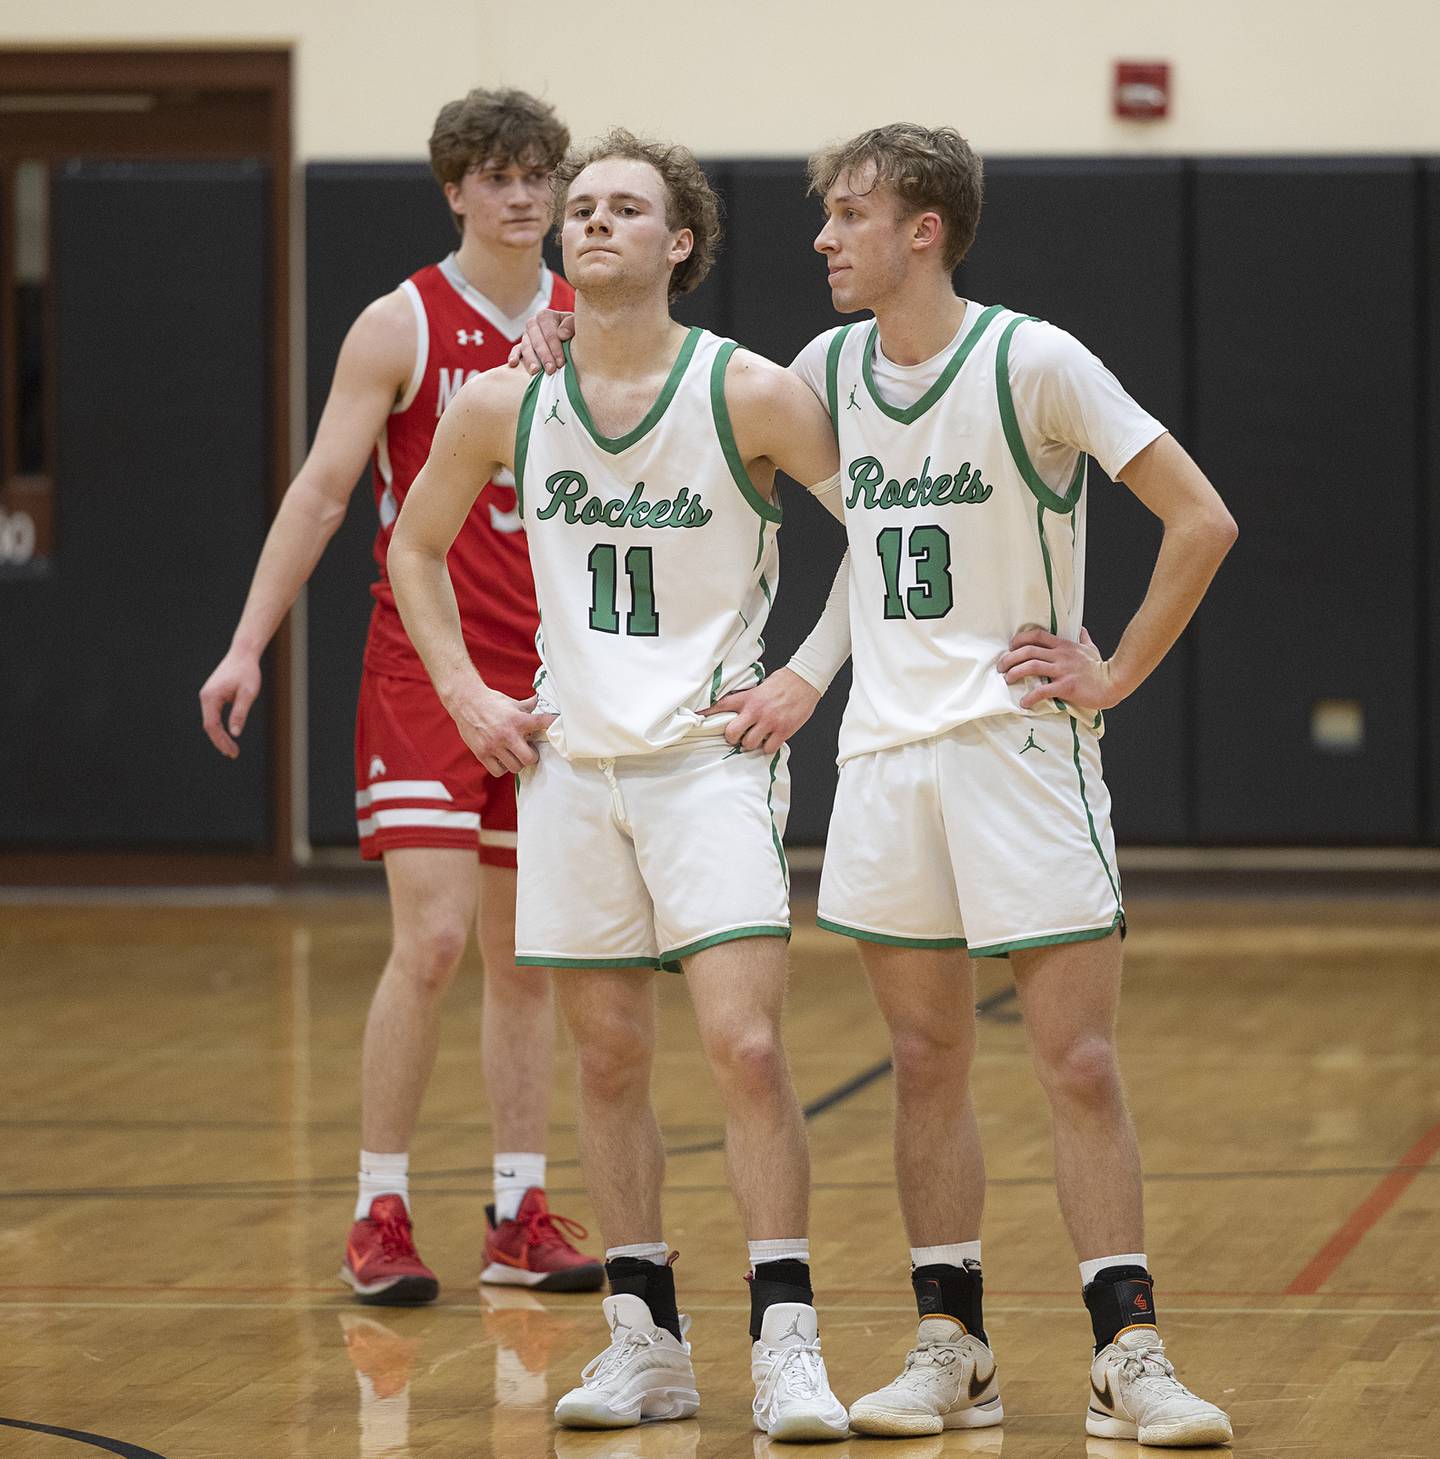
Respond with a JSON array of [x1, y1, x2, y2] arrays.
[[747, 1258, 813, 1341], [604, 1256, 682, 1343], [911, 1261, 987, 1344], [1082, 1264, 1157, 1351]]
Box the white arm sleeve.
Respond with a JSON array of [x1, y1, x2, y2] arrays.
[[808, 470, 844, 522], [786, 553, 851, 694]]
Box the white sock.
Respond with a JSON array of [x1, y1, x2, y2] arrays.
[[748, 1238, 810, 1270], [605, 1242, 669, 1264], [493, 1151, 545, 1223], [356, 1150, 410, 1221], [911, 1240, 982, 1268], [1080, 1252, 1148, 1286]]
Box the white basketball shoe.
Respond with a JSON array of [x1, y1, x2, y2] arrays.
[[553, 1293, 699, 1429], [1086, 1328, 1233, 1446], [750, 1302, 850, 1441], [848, 1315, 1003, 1436]]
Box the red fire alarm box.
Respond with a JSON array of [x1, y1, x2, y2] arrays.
[[1114, 61, 1170, 119]]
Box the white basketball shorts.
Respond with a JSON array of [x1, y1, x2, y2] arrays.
[[514, 736, 791, 970], [818, 713, 1123, 958]]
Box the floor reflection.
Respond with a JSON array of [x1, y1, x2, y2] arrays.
[[549, 1424, 702, 1458], [482, 1285, 579, 1411], [340, 1313, 419, 1459]]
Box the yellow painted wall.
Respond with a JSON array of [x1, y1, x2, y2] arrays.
[[5, 0, 1436, 158]]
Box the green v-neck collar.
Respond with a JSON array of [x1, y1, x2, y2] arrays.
[[861, 304, 1004, 423], [562, 326, 702, 454]]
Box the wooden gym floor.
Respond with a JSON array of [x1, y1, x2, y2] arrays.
[[1, 889, 1437, 1458]]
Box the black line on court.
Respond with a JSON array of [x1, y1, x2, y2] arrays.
[[3, 1163, 1434, 1204], [0, 1417, 168, 1458], [0, 985, 1023, 1202]]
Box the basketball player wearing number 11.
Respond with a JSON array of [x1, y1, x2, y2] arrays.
[[389, 131, 851, 1440]]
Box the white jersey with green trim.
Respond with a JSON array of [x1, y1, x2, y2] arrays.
[[826, 304, 1099, 762], [514, 326, 781, 761]]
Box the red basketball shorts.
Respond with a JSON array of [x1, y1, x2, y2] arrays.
[[353, 671, 516, 867]]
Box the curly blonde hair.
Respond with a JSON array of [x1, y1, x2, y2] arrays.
[[808, 123, 984, 270], [551, 129, 721, 301]]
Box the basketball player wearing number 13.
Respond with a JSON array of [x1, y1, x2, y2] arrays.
[[389, 131, 852, 1440], [769, 125, 1240, 1446]]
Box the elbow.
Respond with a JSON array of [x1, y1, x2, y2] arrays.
[[1190, 503, 1238, 558], [385, 529, 440, 584], [1171, 505, 1237, 568], [384, 529, 416, 580]]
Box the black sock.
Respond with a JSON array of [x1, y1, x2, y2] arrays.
[[747, 1258, 813, 1341], [912, 1261, 987, 1344], [1082, 1264, 1157, 1351], [604, 1256, 682, 1343]]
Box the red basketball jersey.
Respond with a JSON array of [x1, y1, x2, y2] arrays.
[[363, 254, 574, 695]]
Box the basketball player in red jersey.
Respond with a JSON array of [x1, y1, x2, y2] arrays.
[[200, 88, 601, 1303]]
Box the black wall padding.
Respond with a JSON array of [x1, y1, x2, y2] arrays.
[[303, 165, 590, 845], [672, 162, 733, 334], [302, 160, 849, 846], [960, 160, 1190, 841], [304, 165, 460, 844], [1191, 159, 1420, 841], [719, 160, 854, 842], [0, 162, 271, 848], [1425, 161, 1439, 845], [297, 155, 1438, 851], [675, 162, 852, 844]]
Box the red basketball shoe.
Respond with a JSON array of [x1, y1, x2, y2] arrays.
[[481, 1187, 605, 1292], [340, 1194, 440, 1305]]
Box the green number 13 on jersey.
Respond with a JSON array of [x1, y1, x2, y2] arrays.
[[876, 525, 954, 620], [588, 543, 659, 636]]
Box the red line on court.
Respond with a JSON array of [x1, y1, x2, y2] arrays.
[[1286, 1119, 1440, 1296]]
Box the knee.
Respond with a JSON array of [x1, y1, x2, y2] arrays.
[[704, 1022, 788, 1099], [575, 1022, 652, 1102], [1035, 1035, 1124, 1111], [890, 1023, 972, 1089], [390, 918, 468, 998]]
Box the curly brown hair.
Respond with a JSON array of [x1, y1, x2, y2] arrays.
[[428, 86, 569, 188], [551, 129, 721, 301], [808, 123, 984, 271]]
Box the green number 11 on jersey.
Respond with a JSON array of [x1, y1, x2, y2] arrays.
[[588, 543, 660, 636]]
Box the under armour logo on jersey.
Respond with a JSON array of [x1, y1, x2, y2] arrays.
[[456, 328, 486, 346], [846, 384, 861, 411], [368, 756, 388, 779], [544, 401, 566, 425]]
